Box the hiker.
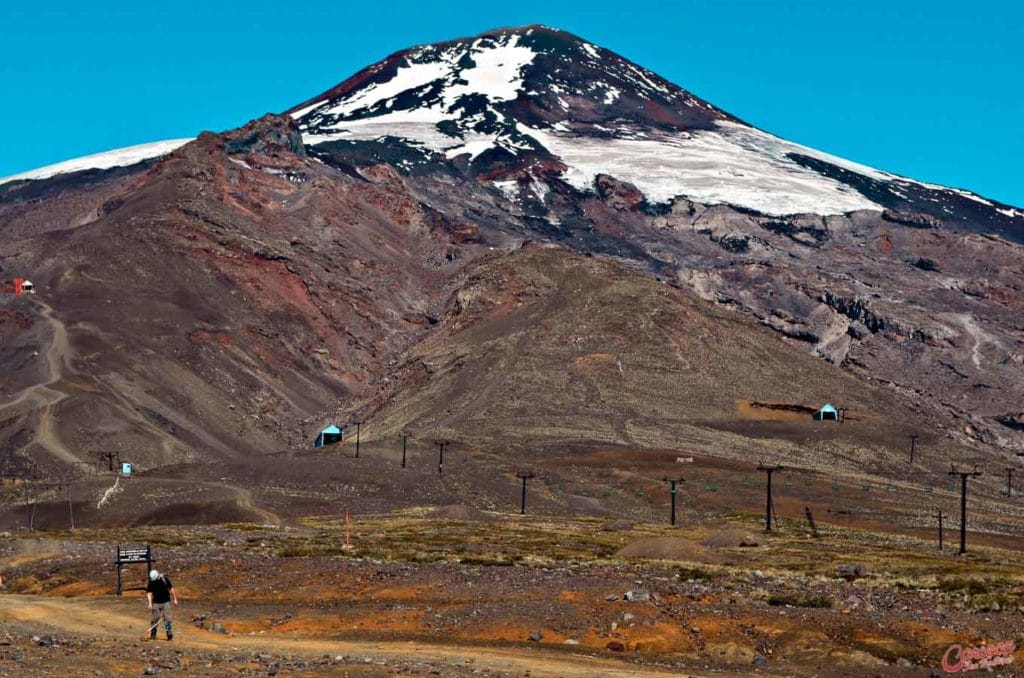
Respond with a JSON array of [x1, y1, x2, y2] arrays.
[[145, 569, 178, 641]]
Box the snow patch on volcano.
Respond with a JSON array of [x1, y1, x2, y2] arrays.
[[0, 139, 192, 185], [519, 122, 883, 216]]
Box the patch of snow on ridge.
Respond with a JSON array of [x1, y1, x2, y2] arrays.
[[0, 139, 192, 185], [299, 33, 536, 139], [518, 123, 883, 216], [443, 35, 537, 104], [315, 60, 451, 118]]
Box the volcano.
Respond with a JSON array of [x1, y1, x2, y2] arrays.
[[1, 26, 1022, 524]]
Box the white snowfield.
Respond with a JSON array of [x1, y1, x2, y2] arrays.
[[299, 32, 538, 162], [292, 30, 973, 217], [7, 31, 1013, 219], [0, 139, 192, 185], [521, 122, 887, 216]]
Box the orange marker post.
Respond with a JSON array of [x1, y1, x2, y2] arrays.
[[342, 509, 354, 551]]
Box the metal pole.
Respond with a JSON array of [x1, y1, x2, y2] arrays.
[[757, 465, 782, 532], [804, 506, 819, 538], [437, 442, 446, 476], [959, 473, 968, 555], [68, 485, 74, 531], [670, 480, 677, 525], [516, 472, 535, 514], [938, 510, 943, 550], [355, 421, 361, 458], [663, 477, 684, 526], [401, 435, 408, 469], [948, 467, 981, 555], [910, 435, 918, 465]]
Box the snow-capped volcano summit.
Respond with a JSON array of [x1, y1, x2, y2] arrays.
[[290, 25, 1023, 224], [3, 26, 1021, 229]]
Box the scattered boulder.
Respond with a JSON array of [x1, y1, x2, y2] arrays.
[[210, 622, 227, 635], [604, 593, 618, 601], [837, 564, 867, 581], [528, 630, 543, 643], [841, 594, 873, 612], [605, 640, 626, 652], [623, 589, 650, 602]]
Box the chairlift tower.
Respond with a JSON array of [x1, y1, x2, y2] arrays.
[[516, 470, 535, 515], [662, 476, 685, 526], [948, 466, 982, 555]]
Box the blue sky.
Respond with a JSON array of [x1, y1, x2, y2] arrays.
[[1, 1, 1020, 206]]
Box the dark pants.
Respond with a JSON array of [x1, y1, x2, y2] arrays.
[[150, 602, 172, 638]]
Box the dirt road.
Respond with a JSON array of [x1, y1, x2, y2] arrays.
[[0, 299, 82, 465], [0, 595, 692, 677]]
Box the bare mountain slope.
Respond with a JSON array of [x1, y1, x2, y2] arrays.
[[0, 116, 490, 476], [0, 26, 1021, 509]]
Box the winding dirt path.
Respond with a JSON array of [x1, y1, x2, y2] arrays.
[[0, 595, 687, 677], [0, 299, 81, 464]]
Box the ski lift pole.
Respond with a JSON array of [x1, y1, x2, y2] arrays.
[[517, 471, 535, 515], [948, 466, 981, 555], [757, 464, 783, 532], [663, 476, 685, 526]]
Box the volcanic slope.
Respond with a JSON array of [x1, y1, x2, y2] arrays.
[[0, 116, 495, 478], [286, 24, 1024, 458], [1, 24, 1022, 501], [352, 245, 954, 473]]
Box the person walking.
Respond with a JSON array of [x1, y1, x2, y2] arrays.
[[145, 569, 178, 641]]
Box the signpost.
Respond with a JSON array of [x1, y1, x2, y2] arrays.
[[115, 544, 153, 596]]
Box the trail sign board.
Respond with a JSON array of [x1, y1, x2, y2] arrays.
[[115, 544, 153, 595], [121, 462, 133, 476]]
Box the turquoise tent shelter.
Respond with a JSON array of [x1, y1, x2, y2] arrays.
[[315, 425, 344, 447], [813, 403, 840, 421]]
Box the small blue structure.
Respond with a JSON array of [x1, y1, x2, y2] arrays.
[[813, 403, 840, 421], [315, 425, 344, 448], [121, 462, 133, 476]]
